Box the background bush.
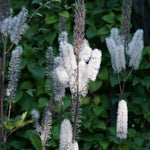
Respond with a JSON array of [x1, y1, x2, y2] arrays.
[[4, 0, 150, 149]]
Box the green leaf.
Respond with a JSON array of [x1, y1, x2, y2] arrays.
[[35, 12, 43, 17], [5, 122, 14, 130], [26, 89, 35, 97], [89, 80, 103, 92], [134, 137, 144, 146], [92, 7, 104, 15], [86, 28, 97, 39], [15, 112, 28, 127], [30, 134, 42, 150], [100, 141, 109, 149], [141, 76, 150, 90], [98, 26, 109, 36], [20, 81, 33, 90], [98, 67, 108, 80], [93, 105, 103, 116], [38, 97, 48, 108], [81, 96, 91, 105], [93, 120, 106, 130], [132, 77, 142, 86], [128, 128, 137, 138], [18, 120, 33, 127], [109, 73, 118, 87], [12, 90, 23, 103], [45, 15, 59, 24], [58, 11, 69, 18], [93, 95, 101, 105], [102, 12, 115, 23]]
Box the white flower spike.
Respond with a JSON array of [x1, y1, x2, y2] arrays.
[[117, 100, 128, 140]]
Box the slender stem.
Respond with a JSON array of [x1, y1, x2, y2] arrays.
[[125, 67, 133, 81], [27, 0, 52, 24], [60, 99, 64, 122], [73, 57, 80, 142], [5, 42, 15, 55], [69, 93, 74, 121], [1, 36, 7, 150], [119, 138, 122, 147], [117, 73, 122, 98], [41, 145, 45, 150]]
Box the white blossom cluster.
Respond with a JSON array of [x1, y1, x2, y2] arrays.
[[116, 100, 128, 140], [31, 109, 52, 147], [6, 46, 23, 97], [52, 31, 102, 100], [1, 7, 28, 45], [59, 119, 79, 150], [106, 28, 144, 72]]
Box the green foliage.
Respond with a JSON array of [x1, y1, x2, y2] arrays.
[[4, 0, 150, 149]]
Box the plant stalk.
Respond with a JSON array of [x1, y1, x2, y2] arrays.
[[73, 57, 80, 142], [1, 36, 7, 150]]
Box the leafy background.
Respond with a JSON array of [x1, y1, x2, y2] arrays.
[[2, 0, 150, 149]]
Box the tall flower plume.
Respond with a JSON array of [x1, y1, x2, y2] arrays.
[[31, 107, 52, 148], [106, 28, 126, 73], [6, 46, 23, 98], [117, 100, 128, 140], [59, 119, 73, 150], [121, 0, 132, 46], [0, 0, 10, 27], [10, 7, 28, 45], [127, 29, 144, 70], [73, 0, 85, 55]]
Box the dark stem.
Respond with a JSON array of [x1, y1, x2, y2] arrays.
[[69, 93, 74, 121], [41, 145, 45, 150], [119, 138, 122, 147], [27, 0, 52, 24], [125, 67, 133, 81], [1, 36, 7, 150], [73, 57, 80, 142], [60, 99, 64, 122], [117, 73, 122, 98]]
